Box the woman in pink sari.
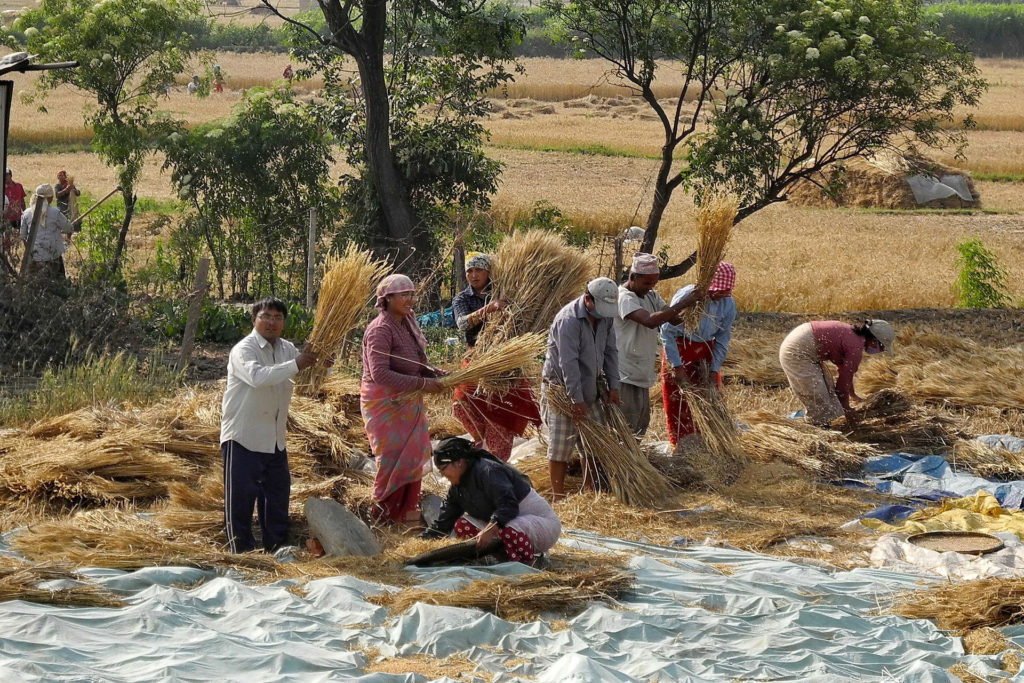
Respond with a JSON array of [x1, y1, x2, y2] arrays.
[[361, 274, 446, 525]]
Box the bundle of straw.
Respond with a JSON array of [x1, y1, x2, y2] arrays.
[[547, 384, 674, 508], [299, 244, 390, 394], [893, 578, 1024, 632], [369, 559, 633, 621], [475, 230, 592, 350], [674, 383, 748, 488], [418, 332, 546, 396], [740, 411, 879, 478], [680, 194, 738, 331]]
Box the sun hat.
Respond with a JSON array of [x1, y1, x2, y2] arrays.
[[866, 319, 896, 355]]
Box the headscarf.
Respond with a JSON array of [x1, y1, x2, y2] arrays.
[[375, 273, 427, 351], [630, 252, 659, 275], [465, 253, 492, 272], [432, 437, 531, 488], [34, 183, 54, 199], [708, 262, 736, 293], [56, 170, 67, 180]]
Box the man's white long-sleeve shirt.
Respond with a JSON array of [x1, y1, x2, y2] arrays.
[[220, 330, 300, 453]]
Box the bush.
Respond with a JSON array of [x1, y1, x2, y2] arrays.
[[144, 298, 313, 344], [954, 237, 1011, 308]]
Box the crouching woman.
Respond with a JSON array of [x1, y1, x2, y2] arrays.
[[422, 437, 561, 566]]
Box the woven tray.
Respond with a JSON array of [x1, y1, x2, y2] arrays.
[[907, 531, 1004, 556]]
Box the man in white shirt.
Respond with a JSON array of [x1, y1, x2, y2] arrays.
[[614, 253, 699, 436], [221, 297, 317, 553], [20, 183, 74, 279]]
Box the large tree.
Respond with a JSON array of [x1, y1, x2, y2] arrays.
[[262, 0, 521, 267], [10, 0, 206, 275], [547, 0, 985, 277]]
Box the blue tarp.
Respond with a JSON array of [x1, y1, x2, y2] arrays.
[[416, 307, 455, 329]]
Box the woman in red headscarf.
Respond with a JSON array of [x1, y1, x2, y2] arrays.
[[659, 262, 737, 448], [360, 274, 446, 525]]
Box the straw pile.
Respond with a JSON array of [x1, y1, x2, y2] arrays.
[[845, 389, 966, 454], [475, 230, 592, 349], [547, 385, 674, 508], [0, 558, 123, 608], [893, 578, 1024, 632], [723, 336, 789, 386], [680, 194, 737, 331], [298, 244, 390, 393], [857, 327, 1024, 411], [369, 553, 632, 621], [740, 411, 880, 478], [952, 440, 1024, 480], [674, 384, 748, 488], [422, 332, 546, 396], [9, 509, 279, 574]]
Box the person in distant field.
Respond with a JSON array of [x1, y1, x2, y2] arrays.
[[4, 169, 26, 230], [19, 183, 74, 280], [659, 262, 737, 448], [421, 437, 561, 566], [614, 252, 700, 436], [779, 319, 896, 426], [187, 74, 200, 95], [283, 64, 294, 83], [450, 253, 541, 462], [220, 297, 319, 554], [54, 170, 80, 221], [541, 277, 621, 500], [213, 65, 224, 93]]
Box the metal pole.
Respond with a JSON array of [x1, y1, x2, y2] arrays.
[[306, 208, 316, 309], [175, 257, 210, 374]]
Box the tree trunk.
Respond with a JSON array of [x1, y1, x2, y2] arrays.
[[110, 188, 135, 274]]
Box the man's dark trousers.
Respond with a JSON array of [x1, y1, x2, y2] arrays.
[[222, 440, 290, 553]]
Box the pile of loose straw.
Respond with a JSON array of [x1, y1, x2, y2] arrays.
[[0, 558, 123, 608], [952, 439, 1024, 479], [723, 336, 789, 387], [299, 244, 390, 393], [893, 578, 1024, 632], [680, 194, 737, 331], [740, 411, 880, 479], [369, 552, 632, 621], [547, 385, 674, 508], [475, 230, 592, 349], [845, 389, 966, 454]]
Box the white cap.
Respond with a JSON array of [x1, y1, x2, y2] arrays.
[[867, 319, 896, 355], [586, 277, 619, 318]]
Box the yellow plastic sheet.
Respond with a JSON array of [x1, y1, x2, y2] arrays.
[[860, 491, 1024, 539]]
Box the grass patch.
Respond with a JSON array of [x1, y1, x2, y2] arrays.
[[0, 351, 182, 426], [972, 171, 1024, 183], [488, 140, 658, 159]]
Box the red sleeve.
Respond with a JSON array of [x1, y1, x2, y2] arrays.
[[363, 323, 420, 391]]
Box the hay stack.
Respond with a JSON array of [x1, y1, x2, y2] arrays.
[[674, 384, 748, 488], [894, 578, 1024, 632], [475, 230, 592, 349], [845, 389, 966, 453], [547, 385, 674, 507], [299, 245, 390, 393], [680, 194, 737, 331], [857, 327, 1024, 411], [740, 411, 880, 478]]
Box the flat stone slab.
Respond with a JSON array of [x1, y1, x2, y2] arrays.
[[304, 498, 381, 557]]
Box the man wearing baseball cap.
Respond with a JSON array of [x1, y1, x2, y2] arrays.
[[541, 277, 621, 499], [614, 252, 701, 436]]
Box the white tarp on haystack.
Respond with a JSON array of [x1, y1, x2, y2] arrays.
[[906, 174, 975, 205], [0, 530, 1013, 682]]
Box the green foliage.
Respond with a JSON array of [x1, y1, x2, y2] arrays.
[[954, 237, 1011, 308], [927, 4, 1024, 58], [159, 88, 338, 300], [512, 201, 593, 248], [0, 350, 180, 425], [145, 299, 313, 344]]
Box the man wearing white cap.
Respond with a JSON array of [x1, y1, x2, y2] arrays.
[[19, 183, 74, 279], [541, 277, 621, 499], [614, 253, 700, 436]]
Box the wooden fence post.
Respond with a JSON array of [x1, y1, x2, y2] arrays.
[[175, 257, 210, 374]]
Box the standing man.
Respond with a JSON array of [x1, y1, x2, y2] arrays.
[[541, 277, 621, 500], [20, 184, 74, 280], [660, 262, 738, 448], [614, 253, 700, 436], [221, 297, 317, 553], [55, 170, 80, 221], [4, 169, 26, 229]]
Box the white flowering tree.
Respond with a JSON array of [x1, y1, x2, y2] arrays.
[[8, 0, 206, 276], [547, 0, 985, 277]]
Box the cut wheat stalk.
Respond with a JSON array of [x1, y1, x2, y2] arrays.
[[475, 230, 593, 350], [425, 332, 546, 398], [681, 194, 738, 331], [674, 382, 749, 488], [547, 384, 673, 508], [298, 244, 390, 394]]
